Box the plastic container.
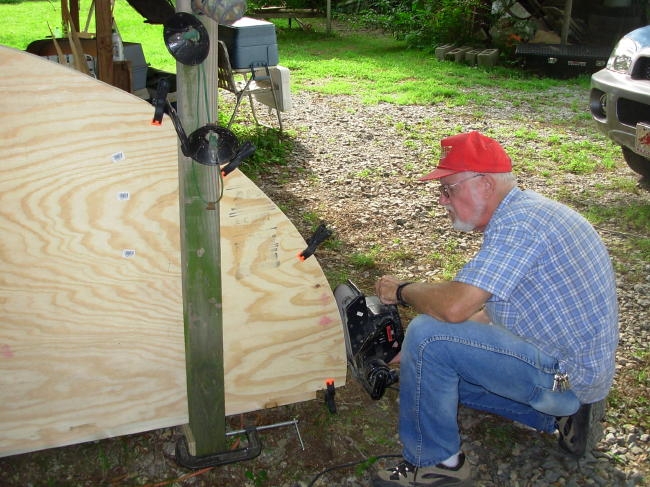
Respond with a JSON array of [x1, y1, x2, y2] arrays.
[[112, 30, 124, 61], [219, 17, 279, 69]]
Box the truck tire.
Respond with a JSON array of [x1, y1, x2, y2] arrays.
[[622, 146, 650, 179]]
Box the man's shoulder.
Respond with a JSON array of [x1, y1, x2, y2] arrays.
[[498, 188, 579, 222], [505, 188, 556, 208]]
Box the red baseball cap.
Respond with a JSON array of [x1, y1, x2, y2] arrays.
[[420, 131, 512, 180]]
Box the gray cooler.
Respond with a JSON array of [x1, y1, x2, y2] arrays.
[[219, 17, 279, 70]]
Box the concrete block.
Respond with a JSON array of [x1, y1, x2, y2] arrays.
[[465, 48, 484, 66], [435, 43, 456, 61], [445, 46, 472, 63], [477, 48, 499, 67]]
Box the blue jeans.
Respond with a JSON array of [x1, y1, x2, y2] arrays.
[[398, 315, 581, 467]]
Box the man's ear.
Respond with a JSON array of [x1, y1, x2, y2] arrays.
[[480, 173, 496, 196]]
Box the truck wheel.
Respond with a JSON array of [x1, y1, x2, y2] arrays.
[[622, 146, 650, 179]]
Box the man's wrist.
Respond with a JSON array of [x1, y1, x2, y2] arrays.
[[396, 282, 413, 307]]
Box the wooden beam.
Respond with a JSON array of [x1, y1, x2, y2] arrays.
[[62, 0, 80, 33], [95, 0, 113, 85], [175, 0, 226, 456], [69, 0, 80, 32]]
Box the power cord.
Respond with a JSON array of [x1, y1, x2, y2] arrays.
[[306, 453, 402, 487]]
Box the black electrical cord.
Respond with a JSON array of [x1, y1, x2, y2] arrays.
[[306, 453, 402, 487]]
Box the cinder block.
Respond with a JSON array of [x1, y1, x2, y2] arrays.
[[465, 48, 484, 66], [435, 43, 456, 61], [477, 48, 499, 67], [445, 46, 472, 63]]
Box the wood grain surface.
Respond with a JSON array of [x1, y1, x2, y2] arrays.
[[0, 46, 345, 457], [220, 170, 346, 414], [0, 45, 187, 457]]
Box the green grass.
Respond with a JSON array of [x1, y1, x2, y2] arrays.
[[349, 252, 377, 269], [277, 27, 588, 109], [2, 0, 66, 50], [426, 240, 473, 280], [584, 203, 650, 232], [1, 0, 173, 70]]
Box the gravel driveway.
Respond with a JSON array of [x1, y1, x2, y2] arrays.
[[252, 87, 650, 486]]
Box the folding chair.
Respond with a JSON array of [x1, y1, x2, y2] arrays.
[[217, 40, 283, 132]]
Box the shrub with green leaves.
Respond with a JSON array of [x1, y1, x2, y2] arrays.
[[351, 0, 494, 49]]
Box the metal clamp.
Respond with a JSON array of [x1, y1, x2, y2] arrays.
[[175, 427, 262, 469]]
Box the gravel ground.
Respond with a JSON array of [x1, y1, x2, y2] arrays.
[[251, 86, 650, 486]]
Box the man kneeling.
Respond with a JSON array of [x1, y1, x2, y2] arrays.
[[373, 131, 618, 486]]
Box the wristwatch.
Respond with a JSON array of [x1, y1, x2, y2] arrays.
[[396, 281, 413, 307]]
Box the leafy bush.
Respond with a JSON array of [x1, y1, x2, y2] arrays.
[[249, 0, 503, 51], [349, 0, 494, 49]]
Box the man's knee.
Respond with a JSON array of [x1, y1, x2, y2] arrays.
[[404, 315, 448, 351]]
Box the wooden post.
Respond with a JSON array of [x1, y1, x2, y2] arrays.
[[69, 0, 80, 31], [175, 1, 226, 456], [95, 0, 113, 85], [62, 0, 80, 33]]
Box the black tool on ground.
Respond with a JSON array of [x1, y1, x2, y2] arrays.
[[334, 280, 403, 400], [150, 78, 255, 169], [298, 223, 332, 261]]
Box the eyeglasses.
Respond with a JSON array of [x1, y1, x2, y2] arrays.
[[439, 174, 484, 198]]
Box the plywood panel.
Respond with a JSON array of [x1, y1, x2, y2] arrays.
[[0, 45, 187, 457], [0, 46, 346, 458], [220, 171, 346, 414]]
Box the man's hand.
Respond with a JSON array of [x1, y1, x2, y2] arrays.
[[374, 275, 491, 323], [375, 275, 403, 305]]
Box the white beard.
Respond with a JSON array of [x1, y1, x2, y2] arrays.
[[452, 218, 477, 232], [444, 198, 486, 233]]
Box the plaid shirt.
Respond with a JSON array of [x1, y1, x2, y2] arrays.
[[455, 188, 618, 403]]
